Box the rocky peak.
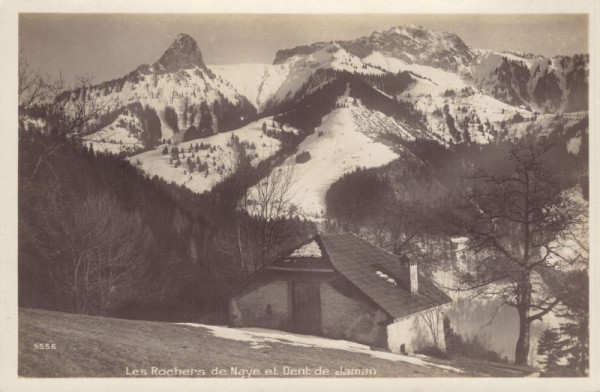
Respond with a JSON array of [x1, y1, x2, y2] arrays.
[[154, 33, 206, 72], [361, 25, 474, 70], [272, 25, 475, 71], [273, 42, 330, 65]]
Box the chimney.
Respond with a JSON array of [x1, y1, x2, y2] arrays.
[[399, 255, 418, 294]]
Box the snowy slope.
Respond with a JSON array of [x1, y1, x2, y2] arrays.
[[471, 50, 589, 113], [129, 118, 286, 194], [269, 44, 385, 106], [209, 63, 291, 111], [247, 91, 404, 220], [364, 51, 531, 144], [211, 44, 386, 113], [365, 51, 468, 92], [83, 109, 145, 155], [90, 66, 244, 142]]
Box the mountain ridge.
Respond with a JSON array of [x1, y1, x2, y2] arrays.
[[274, 25, 475, 72], [42, 27, 588, 202]]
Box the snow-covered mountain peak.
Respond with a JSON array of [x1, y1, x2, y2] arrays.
[[273, 25, 474, 72], [379, 24, 429, 37], [355, 24, 475, 71], [153, 33, 206, 73]]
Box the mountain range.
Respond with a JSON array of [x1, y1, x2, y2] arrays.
[[45, 25, 588, 218]]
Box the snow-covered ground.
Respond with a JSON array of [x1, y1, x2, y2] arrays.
[[365, 51, 468, 92], [128, 118, 285, 194], [83, 110, 145, 155], [246, 91, 403, 220], [212, 44, 385, 112], [364, 51, 537, 144], [267, 44, 384, 109], [210, 63, 291, 111], [19, 115, 46, 132], [508, 112, 586, 140], [178, 322, 465, 374], [289, 240, 322, 258]]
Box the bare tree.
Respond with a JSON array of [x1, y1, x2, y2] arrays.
[[48, 192, 150, 315], [419, 307, 446, 351], [18, 51, 51, 120], [450, 138, 587, 365], [211, 138, 259, 275], [18, 60, 113, 178], [246, 162, 299, 264]]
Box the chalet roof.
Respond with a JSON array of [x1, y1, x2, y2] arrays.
[[320, 233, 452, 320], [229, 232, 452, 320]]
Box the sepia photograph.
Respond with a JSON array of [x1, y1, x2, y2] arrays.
[[1, 1, 598, 391]]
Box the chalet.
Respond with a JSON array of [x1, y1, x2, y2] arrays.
[[228, 233, 452, 354]]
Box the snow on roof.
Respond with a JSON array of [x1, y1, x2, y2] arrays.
[[375, 270, 398, 286], [320, 233, 452, 319], [289, 240, 322, 258]]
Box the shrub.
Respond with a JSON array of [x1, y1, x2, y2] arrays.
[[164, 106, 179, 132], [443, 316, 508, 363], [511, 112, 525, 123], [295, 151, 311, 163], [444, 89, 456, 98]]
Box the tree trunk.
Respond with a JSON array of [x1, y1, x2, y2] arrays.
[[514, 308, 531, 365], [515, 273, 532, 366]]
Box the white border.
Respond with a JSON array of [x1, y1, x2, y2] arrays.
[[1, 1, 598, 391]]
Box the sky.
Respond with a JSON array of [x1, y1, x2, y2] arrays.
[[19, 14, 588, 85]]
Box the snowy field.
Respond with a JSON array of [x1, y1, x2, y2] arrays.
[[83, 110, 145, 155], [178, 322, 465, 374], [129, 118, 285, 194]]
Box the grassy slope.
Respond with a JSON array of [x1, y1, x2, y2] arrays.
[[19, 308, 535, 378]]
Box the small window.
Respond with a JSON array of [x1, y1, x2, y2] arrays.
[[400, 344, 406, 354]]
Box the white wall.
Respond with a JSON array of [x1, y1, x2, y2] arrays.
[[387, 307, 447, 354]]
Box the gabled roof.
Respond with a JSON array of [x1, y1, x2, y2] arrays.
[[229, 232, 452, 320], [320, 233, 452, 320]]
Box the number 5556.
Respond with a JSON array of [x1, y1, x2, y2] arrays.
[[33, 343, 56, 350]]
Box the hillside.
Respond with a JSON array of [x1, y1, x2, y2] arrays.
[[246, 91, 407, 219], [19, 309, 538, 378], [129, 117, 296, 195]]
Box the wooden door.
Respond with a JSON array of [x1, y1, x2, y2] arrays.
[[291, 281, 321, 335]]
